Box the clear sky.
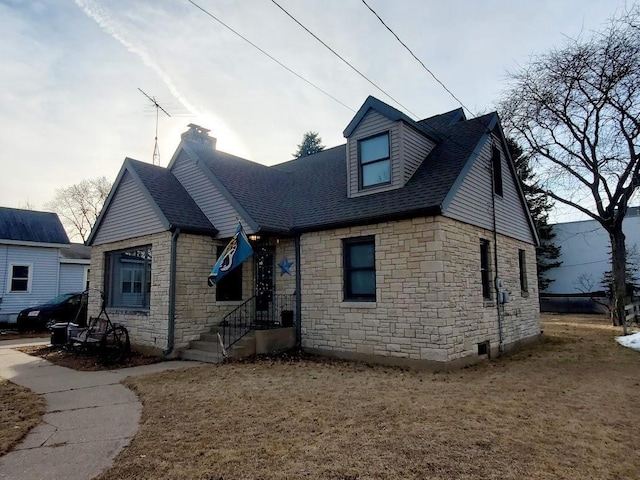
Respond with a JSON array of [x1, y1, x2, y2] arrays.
[[0, 0, 624, 222]]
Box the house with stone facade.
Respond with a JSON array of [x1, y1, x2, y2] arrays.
[[87, 96, 540, 369]]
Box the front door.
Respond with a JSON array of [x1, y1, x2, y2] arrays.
[[255, 246, 274, 313]]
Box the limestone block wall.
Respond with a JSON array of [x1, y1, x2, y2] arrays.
[[299, 216, 540, 367], [437, 216, 540, 362], [88, 231, 172, 351], [173, 233, 254, 349], [274, 238, 296, 295]]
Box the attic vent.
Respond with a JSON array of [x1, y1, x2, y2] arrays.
[[181, 123, 217, 150]]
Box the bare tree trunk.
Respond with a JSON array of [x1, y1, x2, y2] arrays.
[[609, 230, 627, 332]]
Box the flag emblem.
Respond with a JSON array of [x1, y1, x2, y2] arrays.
[[208, 224, 254, 286]]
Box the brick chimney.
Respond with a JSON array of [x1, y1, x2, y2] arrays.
[[181, 124, 217, 150]]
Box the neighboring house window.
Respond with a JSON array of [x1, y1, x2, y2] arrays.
[[519, 249, 528, 292], [9, 264, 31, 292], [216, 246, 243, 301], [491, 146, 503, 196], [343, 236, 376, 301], [480, 240, 491, 299], [359, 132, 390, 188], [105, 246, 152, 309]]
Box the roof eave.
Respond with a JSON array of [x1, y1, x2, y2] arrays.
[[169, 224, 219, 236], [0, 239, 70, 248], [292, 206, 442, 234]]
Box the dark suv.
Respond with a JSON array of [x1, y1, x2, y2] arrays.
[[16, 292, 88, 331]]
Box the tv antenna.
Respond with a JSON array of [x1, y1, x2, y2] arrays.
[[138, 88, 171, 165]]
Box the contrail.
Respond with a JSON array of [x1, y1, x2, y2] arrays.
[[74, 0, 200, 116]]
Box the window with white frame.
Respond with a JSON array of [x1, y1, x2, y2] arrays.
[[359, 132, 390, 188], [105, 246, 152, 309], [9, 264, 31, 292]]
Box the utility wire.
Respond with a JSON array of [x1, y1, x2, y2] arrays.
[[187, 0, 355, 113], [361, 0, 474, 118], [270, 0, 419, 119]]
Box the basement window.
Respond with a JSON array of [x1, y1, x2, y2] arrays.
[[478, 341, 489, 356]]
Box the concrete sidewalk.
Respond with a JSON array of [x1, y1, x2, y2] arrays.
[[0, 338, 203, 480]]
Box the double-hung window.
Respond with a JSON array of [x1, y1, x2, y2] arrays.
[[343, 236, 376, 301], [105, 246, 152, 309], [359, 132, 390, 188], [480, 240, 491, 299], [9, 264, 31, 292], [519, 249, 528, 293], [491, 146, 503, 196]]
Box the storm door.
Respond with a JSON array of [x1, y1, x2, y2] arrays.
[[255, 246, 274, 323]]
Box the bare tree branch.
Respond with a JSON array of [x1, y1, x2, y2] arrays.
[[45, 176, 112, 242], [499, 5, 640, 327]]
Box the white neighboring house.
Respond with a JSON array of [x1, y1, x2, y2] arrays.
[[0, 207, 90, 323], [545, 207, 640, 295]]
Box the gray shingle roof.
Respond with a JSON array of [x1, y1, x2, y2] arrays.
[[419, 107, 466, 131], [0, 207, 70, 244], [183, 105, 494, 234], [126, 159, 217, 235], [281, 113, 493, 231], [343, 96, 442, 141], [183, 144, 293, 233]]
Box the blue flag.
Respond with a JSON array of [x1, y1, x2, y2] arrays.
[[208, 224, 254, 286]]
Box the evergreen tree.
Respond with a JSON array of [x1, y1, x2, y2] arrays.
[[508, 137, 562, 291], [293, 131, 325, 158]]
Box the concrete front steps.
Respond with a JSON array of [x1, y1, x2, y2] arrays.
[[180, 326, 256, 364], [180, 325, 296, 364]]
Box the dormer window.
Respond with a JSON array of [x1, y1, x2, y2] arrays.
[[359, 132, 390, 188]]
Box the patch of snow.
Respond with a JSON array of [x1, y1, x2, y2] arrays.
[[616, 332, 640, 352]]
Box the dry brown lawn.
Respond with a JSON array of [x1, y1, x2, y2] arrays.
[[16, 345, 161, 371], [0, 378, 45, 455], [98, 314, 640, 480]]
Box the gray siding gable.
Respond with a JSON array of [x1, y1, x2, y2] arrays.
[[344, 96, 440, 141], [346, 110, 400, 197], [170, 147, 256, 238], [400, 121, 437, 184], [443, 119, 538, 245], [91, 170, 166, 245], [345, 110, 436, 198], [88, 158, 215, 245]]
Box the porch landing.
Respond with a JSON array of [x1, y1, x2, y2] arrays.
[[180, 326, 295, 363]]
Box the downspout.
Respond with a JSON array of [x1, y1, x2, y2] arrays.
[[164, 228, 180, 356], [489, 142, 505, 352], [294, 234, 302, 348]]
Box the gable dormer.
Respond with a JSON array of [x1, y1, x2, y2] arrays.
[[343, 97, 439, 198]]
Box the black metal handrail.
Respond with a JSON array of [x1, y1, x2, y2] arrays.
[[220, 293, 295, 351]]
